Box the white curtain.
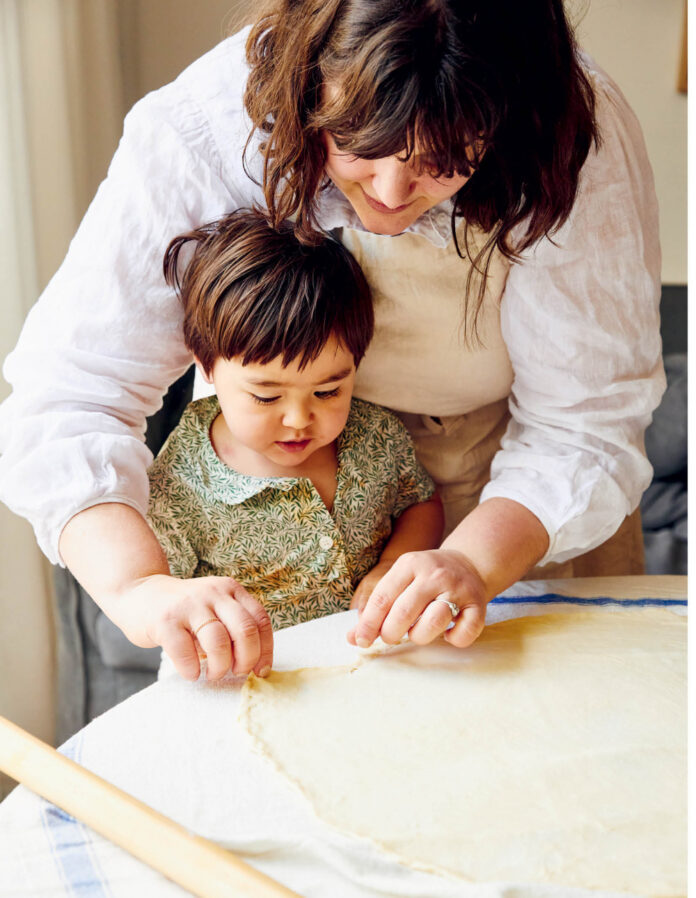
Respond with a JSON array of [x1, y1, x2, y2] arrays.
[[0, 0, 123, 796]]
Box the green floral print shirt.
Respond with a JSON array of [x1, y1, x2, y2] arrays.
[[147, 396, 435, 630]]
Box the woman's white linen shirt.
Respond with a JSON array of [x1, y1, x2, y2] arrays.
[[0, 30, 664, 566]]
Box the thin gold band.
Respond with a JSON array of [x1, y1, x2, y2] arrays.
[[193, 618, 220, 638]]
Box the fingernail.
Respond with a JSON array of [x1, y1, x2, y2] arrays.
[[356, 637, 371, 648], [258, 666, 271, 678]]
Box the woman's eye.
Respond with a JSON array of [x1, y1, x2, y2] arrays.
[[315, 388, 340, 400], [251, 394, 279, 405]]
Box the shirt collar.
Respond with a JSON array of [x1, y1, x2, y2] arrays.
[[190, 397, 299, 505], [190, 396, 366, 506]]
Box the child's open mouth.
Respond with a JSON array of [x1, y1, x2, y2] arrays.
[[276, 439, 311, 452]]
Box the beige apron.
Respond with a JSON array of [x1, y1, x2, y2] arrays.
[[340, 227, 643, 578]]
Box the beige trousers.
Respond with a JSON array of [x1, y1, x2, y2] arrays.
[[396, 400, 645, 579]]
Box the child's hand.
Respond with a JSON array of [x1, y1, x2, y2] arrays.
[[350, 560, 396, 612], [116, 574, 274, 682], [346, 549, 487, 649]]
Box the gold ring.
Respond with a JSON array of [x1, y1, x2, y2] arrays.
[[193, 618, 220, 638]]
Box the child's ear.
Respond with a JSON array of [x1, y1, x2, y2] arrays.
[[194, 356, 213, 385]]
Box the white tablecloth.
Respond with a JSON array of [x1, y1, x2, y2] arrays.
[[0, 577, 687, 898]]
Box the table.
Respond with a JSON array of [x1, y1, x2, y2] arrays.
[[0, 576, 687, 898]]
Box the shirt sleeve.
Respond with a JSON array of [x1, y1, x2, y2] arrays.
[[385, 414, 437, 518], [0, 34, 260, 565], [480, 63, 665, 565], [146, 454, 199, 580]]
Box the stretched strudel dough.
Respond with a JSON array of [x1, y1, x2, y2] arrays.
[[240, 610, 686, 894]]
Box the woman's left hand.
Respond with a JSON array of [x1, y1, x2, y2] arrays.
[[346, 549, 488, 649]]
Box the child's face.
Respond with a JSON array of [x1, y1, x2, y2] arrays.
[[201, 335, 356, 471]]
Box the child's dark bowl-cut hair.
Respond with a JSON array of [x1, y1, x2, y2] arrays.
[[163, 208, 373, 376]]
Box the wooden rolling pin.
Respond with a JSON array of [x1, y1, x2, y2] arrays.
[[0, 715, 301, 898]]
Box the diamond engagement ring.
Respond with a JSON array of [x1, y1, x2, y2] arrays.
[[431, 598, 460, 619]]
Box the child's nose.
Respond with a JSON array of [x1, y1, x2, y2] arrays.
[[282, 402, 312, 431]]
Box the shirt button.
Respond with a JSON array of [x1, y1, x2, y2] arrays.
[[319, 535, 334, 551]]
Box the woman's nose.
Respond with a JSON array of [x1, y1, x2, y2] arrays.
[[371, 157, 417, 208]]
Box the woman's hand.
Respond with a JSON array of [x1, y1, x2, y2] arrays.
[[350, 560, 396, 612], [345, 498, 550, 651], [346, 549, 488, 649], [59, 504, 274, 682], [118, 574, 274, 681]]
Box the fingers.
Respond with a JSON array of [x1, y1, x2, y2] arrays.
[[377, 578, 438, 645], [350, 578, 374, 612], [154, 576, 273, 682], [408, 595, 458, 645], [352, 560, 416, 648], [349, 586, 366, 612], [351, 561, 394, 615], [225, 587, 274, 677], [198, 584, 273, 680], [348, 550, 489, 651], [161, 620, 204, 681], [444, 603, 486, 648], [192, 616, 233, 680]]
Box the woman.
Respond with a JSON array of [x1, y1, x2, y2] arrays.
[[0, 0, 663, 680]]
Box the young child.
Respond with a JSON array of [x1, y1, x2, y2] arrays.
[[147, 209, 443, 649]]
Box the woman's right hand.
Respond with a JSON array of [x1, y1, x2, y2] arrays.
[[114, 573, 274, 682]]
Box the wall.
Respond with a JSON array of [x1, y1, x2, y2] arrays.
[[116, 0, 253, 109], [574, 0, 687, 284]]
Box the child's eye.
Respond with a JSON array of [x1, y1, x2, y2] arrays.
[[314, 388, 340, 400], [251, 394, 280, 405]]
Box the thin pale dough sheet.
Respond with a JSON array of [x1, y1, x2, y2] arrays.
[[240, 610, 686, 895]]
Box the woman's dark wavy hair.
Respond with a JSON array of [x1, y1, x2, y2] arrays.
[[243, 0, 599, 336]]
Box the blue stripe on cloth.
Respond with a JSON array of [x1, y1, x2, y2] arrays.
[[491, 594, 687, 607], [40, 734, 112, 897]]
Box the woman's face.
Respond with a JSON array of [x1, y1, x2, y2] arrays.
[[323, 132, 471, 236]]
